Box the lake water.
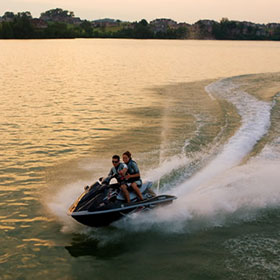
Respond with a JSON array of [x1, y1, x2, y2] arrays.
[[1, 39, 280, 279]]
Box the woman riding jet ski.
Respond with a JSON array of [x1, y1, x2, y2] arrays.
[[68, 175, 177, 227]]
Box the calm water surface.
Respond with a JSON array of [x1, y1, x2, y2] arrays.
[[1, 39, 280, 279]]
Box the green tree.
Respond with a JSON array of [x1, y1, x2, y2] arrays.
[[17, 11, 32, 19], [40, 8, 74, 20], [43, 22, 75, 38], [3, 11, 15, 20], [271, 26, 280, 40], [12, 12, 34, 38], [133, 19, 153, 38], [0, 22, 14, 38], [80, 20, 93, 37], [174, 26, 188, 39]]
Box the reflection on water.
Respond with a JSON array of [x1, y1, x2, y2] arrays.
[[0, 39, 280, 279]]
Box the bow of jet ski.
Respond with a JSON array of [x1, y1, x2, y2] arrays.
[[68, 179, 177, 227]]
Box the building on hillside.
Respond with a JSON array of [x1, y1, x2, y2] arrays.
[[40, 14, 82, 25], [71, 17, 82, 25], [242, 21, 257, 28], [267, 23, 280, 29], [150, 18, 178, 33], [122, 22, 135, 29], [31, 19, 48, 29], [190, 20, 217, 39], [194, 20, 217, 33], [1, 17, 14, 23], [266, 23, 280, 36], [92, 18, 120, 28], [178, 22, 191, 29]]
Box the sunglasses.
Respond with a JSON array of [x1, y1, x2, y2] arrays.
[[112, 160, 119, 164]]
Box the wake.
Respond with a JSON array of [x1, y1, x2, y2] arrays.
[[47, 76, 280, 235], [115, 76, 280, 232], [174, 77, 272, 196]]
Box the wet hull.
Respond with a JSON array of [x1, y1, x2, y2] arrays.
[[70, 195, 176, 227], [72, 207, 138, 227]]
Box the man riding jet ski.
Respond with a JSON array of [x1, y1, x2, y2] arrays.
[[68, 154, 177, 227]]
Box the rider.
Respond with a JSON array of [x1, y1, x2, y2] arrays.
[[121, 151, 143, 203], [103, 155, 127, 185]]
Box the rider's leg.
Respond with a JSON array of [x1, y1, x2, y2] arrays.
[[120, 184, 130, 203], [131, 182, 143, 201]]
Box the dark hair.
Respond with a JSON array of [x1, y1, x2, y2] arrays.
[[123, 151, 131, 158], [112, 155, 120, 161]]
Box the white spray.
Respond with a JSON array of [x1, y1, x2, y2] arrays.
[[48, 77, 280, 234], [116, 77, 280, 232]]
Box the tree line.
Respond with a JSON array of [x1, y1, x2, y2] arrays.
[[0, 9, 188, 39], [1, 9, 280, 40]]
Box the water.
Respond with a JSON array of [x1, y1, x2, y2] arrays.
[[1, 39, 280, 279]]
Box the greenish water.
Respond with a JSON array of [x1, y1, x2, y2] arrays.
[[0, 39, 280, 279]]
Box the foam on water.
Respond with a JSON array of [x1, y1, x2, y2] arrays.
[[46, 180, 88, 233], [174, 78, 272, 196], [115, 77, 280, 232], [143, 154, 190, 182], [48, 76, 280, 235], [116, 158, 280, 233]]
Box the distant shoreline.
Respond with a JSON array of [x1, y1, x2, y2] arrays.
[[1, 8, 280, 40], [1, 38, 280, 42]]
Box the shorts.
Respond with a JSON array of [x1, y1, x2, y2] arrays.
[[125, 180, 142, 191]]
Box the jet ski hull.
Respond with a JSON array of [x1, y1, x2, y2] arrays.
[[68, 180, 176, 227], [70, 195, 176, 227], [71, 209, 126, 227]]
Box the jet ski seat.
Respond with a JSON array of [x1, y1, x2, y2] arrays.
[[117, 181, 153, 201]]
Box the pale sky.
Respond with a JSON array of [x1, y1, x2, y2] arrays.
[[1, 0, 280, 24]]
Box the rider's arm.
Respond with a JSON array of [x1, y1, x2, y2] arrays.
[[118, 163, 127, 177], [125, 161, 140, 179], [119, 167, 127, 176], [126, 172, 140, 179], [102, 168, 113, 183], [108, 167, 114, 176]]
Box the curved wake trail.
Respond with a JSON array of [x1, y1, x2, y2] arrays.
[[118, 77, 279, 232], [174, 77, 272, 196], [49, 76, 278, 235]]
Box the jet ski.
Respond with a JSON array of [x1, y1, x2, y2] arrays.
[[68, 177, 177, 227]]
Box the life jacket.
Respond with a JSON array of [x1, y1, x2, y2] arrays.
[[126, 159, 141, 183]]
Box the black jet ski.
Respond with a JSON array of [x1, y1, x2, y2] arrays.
[[68, 177, 177, 227]]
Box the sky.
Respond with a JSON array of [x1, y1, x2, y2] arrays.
[[1, 0, 280, 24]]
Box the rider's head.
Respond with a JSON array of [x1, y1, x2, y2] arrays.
[[112, 155, 120, 166], [122, 151, 131, 164]]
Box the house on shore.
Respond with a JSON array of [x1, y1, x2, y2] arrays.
[[92, 18, 120, 28], [31, 19, 48, 29], [150, 18, 178, 33], [190, 20, 217, 39], [40, 14, 82, 25]]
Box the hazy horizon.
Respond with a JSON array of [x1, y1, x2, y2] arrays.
[[1, 0, 280, 24]]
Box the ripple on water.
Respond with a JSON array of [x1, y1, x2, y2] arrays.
[[225, 234, 280, 280]]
